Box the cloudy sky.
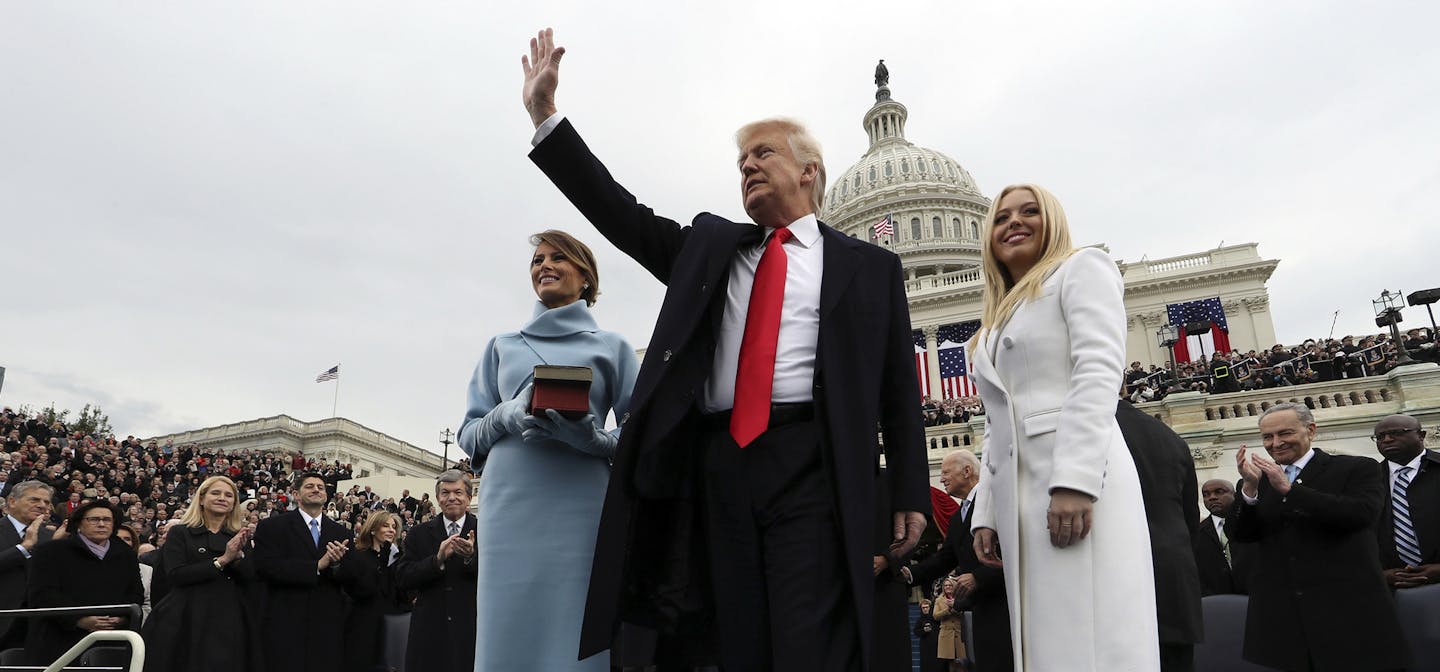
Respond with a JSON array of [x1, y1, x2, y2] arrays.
[[3, 1, 1437, 456]]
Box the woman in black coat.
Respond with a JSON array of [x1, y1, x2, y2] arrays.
[[141, 475, 259, 672], [343, 511, 407, 672], [25, 500, 145, 666]]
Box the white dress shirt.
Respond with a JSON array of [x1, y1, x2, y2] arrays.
[[1388, 452, 1425, 489], [533, 113, 823, 413], [1242, 447, 1316, 504]]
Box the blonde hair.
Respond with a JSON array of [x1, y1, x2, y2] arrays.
[[356, 510, 398, 551], [530, 230, 601, 306], [975, 184, 1077, 342], [179, 475, 244, 534], [735, 117, 827, 213]]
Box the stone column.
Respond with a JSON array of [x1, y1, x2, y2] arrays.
[[923, 325, 943, 399]]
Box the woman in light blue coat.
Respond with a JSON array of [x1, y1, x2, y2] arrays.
[[458, 230, 638, 672]]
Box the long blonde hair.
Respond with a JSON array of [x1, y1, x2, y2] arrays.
[[179, 475, 245, 534], [975, 184, 1077, 342]]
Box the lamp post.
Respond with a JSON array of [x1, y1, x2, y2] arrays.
[[1373, 290, 1417, 366], [438, 428, 454, 472], [1156, 323, 1180, 375]]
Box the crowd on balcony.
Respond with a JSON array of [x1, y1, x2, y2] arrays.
[[1121, 326, 1438, 402], [920, 396, 985, 426]]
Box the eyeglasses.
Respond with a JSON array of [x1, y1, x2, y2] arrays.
[[82, 516, 115, 525], [1370, 428, 1419, 442]]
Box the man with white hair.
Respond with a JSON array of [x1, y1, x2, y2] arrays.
[[903, 451, 1012, 672], [522, 28, 928, 671]]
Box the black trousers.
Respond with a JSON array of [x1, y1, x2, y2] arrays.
[[1158, 643, 1193, 672], [699, 419, 860, 672]]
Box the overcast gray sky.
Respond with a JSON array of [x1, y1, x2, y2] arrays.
[[3, 1, 1437, 455]]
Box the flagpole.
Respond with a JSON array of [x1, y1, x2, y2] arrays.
[[332, 364, 340, 419]]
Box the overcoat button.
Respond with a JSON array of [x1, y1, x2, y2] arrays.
[[1002, 336, 1014, 349], [621, 412, 631, 425], [701, 283, 708, 293], [663, 350, 673, 362]]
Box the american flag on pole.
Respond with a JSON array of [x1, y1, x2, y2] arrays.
[[912, 330, 931, 398], [937, 321, 981, 398], [315, 365, 340, 383], [872, 215, 894, 240]]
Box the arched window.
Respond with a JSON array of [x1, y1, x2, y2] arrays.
[[884, 162, 894, 177], [947, 163, 956, 177], [868, 166, 876, 182], [932, 159, 941, 173], [910, 217, 922, 240], [900, 159, 910, 174], [932, 216, 943, 238], [854, 174, 862, 189], [953, 217, 963, 238], [969, 220, 979, 238], [918, 160, 927, 174]]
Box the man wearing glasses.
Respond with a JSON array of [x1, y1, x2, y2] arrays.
[[1372, 414, 1440, 589]]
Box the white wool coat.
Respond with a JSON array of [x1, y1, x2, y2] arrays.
[[970, 248, 1160, 672]]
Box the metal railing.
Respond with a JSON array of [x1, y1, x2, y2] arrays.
[[0, 604, 144, 671]]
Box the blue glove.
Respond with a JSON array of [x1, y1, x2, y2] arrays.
[[482, 383, 533, 440], [520, 409, 617, 458]]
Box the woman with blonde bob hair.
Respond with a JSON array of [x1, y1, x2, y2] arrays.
[[142, 475, 260, 672], [344, 511, 406, 671], [967, 184, 1160, 671]]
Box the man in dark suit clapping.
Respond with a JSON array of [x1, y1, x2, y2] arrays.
[[1229, 403, 1408, 672], [0, 481, 57, 649], [522, 28, 928, 671], [395, 469, 477, 672], [252, 472, 362, 672], [1372, 414, 1440, 589]]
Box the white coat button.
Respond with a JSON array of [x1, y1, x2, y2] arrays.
[[1002, 336, 1014, 349]]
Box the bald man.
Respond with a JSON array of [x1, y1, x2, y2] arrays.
[[1372, 414, 1440, 589], [904, 451, 1012, 672], [1192, 479, 1254, 596]]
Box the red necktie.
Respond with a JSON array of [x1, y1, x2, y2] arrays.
[[731, 226, 793, 448]]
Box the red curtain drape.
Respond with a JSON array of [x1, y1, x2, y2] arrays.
[[1172, 326, 1190, 364], [930, 486, 960, 537], [1212, 321, 1232, 354]]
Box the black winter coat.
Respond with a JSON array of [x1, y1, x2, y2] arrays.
[[141, 524, 260, 672], [24, 535, 144, 665]]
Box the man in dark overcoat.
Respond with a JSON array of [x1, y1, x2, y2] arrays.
[[251, 472, 362, 672], [1229, 403, 1409, 672], [521, 28, 929, 671], [1192, 479, 1255, 596], [1372, 414, 1440, 589], [0, 480, 56, 649], [395, 469, 477, 672], [906, 450, 1011, 672], [1114, 401, 1203, 672]]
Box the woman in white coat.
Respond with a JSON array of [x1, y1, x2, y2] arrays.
[[968, 184, 1159, 671]]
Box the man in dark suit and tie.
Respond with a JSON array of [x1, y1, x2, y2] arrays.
[[1192, 479, 1255, 596], [0, 481, 57, 649], [252, 472, 362, 672], [395, 469, 477, 672], [1115, 401, 1203, 672], [521, 28, 928, 671], [1229, 403, 1409, 672], [904, 450, 1011, 672], [1372, 414, 1440, 588]]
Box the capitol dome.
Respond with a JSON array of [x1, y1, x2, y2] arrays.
[[820, 70, 992, 287]]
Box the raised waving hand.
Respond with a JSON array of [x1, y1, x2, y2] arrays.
[[521, 28, 565, 128]]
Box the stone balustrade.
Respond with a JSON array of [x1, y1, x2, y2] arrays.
[[905, 267, 983, 295], [920, 362, 1440, 490], [148, 414, 440, 478]]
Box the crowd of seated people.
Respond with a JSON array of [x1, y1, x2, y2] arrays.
[[1121, 326, 1438, 402], [920, 396, 986, 426]]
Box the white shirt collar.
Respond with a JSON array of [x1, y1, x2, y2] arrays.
[[298, 509, 323, 529], [1288, 448, 1317, 474], [762, 213, 821, 249], [1389, 451, 1426, 476], [6, 515, 25, 536]]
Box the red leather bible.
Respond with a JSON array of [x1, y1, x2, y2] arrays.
[[529, 365, 593, 420]]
